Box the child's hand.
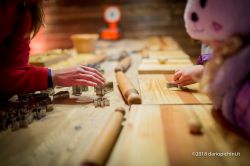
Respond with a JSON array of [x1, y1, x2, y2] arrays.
[[173, 65, 204, 86], [52, 66, 105, 87]]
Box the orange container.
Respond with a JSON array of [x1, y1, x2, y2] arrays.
[[71, 34, 99, 54]]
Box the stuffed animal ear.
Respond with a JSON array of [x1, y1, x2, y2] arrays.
[[184, 0, 250, 41]]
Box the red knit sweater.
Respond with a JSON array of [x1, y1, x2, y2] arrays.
[[0, 1, 48, 99]]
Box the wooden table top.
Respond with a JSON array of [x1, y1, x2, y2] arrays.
[[108, 105, 250, 166], [1, 37, 249, 166]]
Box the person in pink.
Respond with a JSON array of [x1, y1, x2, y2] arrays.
[[184, 0, 250, 137]]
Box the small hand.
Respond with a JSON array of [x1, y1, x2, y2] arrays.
[[173, 65, 204, 86], [52, 65, 105, 87]]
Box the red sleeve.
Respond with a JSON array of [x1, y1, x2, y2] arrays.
[[0, 66, 49, 95]]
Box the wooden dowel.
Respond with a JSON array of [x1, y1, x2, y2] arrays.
[[114, 56, 132, 73], [116, 71, 142, 105], [82, 107, 125, 166]]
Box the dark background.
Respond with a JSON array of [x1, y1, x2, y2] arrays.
[[31, 0, 200, 58]]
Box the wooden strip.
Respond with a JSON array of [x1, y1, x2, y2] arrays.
[[147, 50, 190, 59], [138, 74, 211, 104], [176, 91, 200, 104], [164, 75, 210, 104], [139, 74, 183, 104], [138, 58, 193, 74]]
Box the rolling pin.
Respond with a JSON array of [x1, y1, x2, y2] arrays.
[[116, 71, 142, 105], [114, 56, 132, 73], [82, 107, 125, 166]]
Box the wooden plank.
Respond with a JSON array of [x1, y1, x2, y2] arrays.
[[107, 105, 250, 166], [107, 105, 169, 166], [138, 74, 211, 104], [161, 36, 181, 50], [147, 50, 190, 59], [138, 58, 193, 74], [144, 36, 181, 51]]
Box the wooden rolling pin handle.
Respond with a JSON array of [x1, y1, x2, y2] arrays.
[[114, 56, 132, 73], [115, 107, 126, 116], [116, 71, 142, 105], [127, 93, 142, 105], [114, 65, 124, 73], [124, 89, 141, 105], [82, 107, 125, 166]]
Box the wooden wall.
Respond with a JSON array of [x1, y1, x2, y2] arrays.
[[30, 0, 201, 57]]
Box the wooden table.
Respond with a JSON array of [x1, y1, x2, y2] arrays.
[[1, 37, 249, 166], [107, 105, 250, 166], [138, 74, 211, 105]]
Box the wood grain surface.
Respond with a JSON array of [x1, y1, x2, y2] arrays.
[[49, 54, 106, 70], [145, 50, 190, 59], [138, 58, 193, 74], [107, 105, 250, 166], [145, 36, 181, 51], [138, 74, 211, 104]]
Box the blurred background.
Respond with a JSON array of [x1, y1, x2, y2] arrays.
[[30, 0, 200, 58]]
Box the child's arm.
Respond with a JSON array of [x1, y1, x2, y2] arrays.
[[0, 65, 105, 99], [173, 65, 204, 86], [172, 44, 212, 86]]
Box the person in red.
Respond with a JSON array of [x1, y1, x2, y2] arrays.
[[0, 0, 105, 100]]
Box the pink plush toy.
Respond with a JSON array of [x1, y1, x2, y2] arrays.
[[184, 0, 250, 137]]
